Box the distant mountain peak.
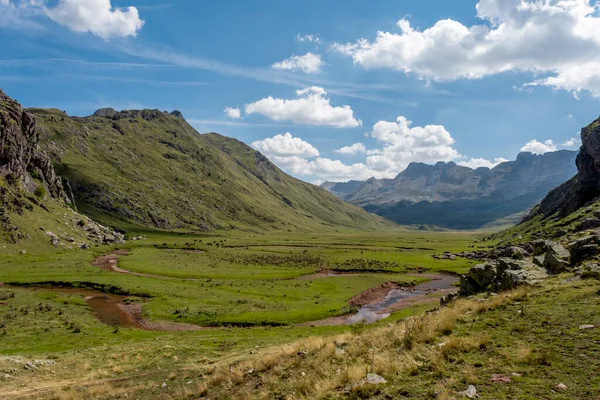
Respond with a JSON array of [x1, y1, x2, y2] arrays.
[[322, 149, 578, 229]]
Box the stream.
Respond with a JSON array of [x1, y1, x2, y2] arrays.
[[8, 251, 459, 330], [302, 273, 458, 326]]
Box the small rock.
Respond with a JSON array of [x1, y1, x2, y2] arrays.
[[579, 325, 595, 330], [80, 243, 90, 250], [491, 374, 511, 383], [354, 373, 387, 388], [19, 250, 26, 255], [511, 372, 522, 377], [301, 371, 306, 377], [460, 385, 479, 398], [556, 383, 567, 391], [24, 362, 37, 371], [161, 382, 167, 388]]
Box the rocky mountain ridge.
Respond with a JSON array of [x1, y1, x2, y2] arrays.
[[0, 90, 66, 201], [322, 151, 578, 229], [0, 89, 125, 248], [25, 98, 392, 232], [527, 116, 600, 220]]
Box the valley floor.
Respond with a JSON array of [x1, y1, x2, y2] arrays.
[[0, 230, 598, 399]]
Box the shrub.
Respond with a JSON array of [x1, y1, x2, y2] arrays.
[[29, 170, 41, 180], [511, 251, 524, 260], [34, 185, 46, 199]]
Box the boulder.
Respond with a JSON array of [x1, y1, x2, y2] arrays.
[[532, 240, 551, 256], [575, 263, 600, 280], [533, 255, 545, 267], [569, 235, 600, 264], [543, 242, 571, 273], [579, 218, 600, 231], [504, 246, 529, 258], [460, 258, 548, 295]]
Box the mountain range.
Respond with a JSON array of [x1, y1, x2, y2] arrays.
[[0, 89, 393, 246], [321, 151, 578, 229]]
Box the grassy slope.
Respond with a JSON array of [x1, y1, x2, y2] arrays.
[[492, 198, 600, 245], [30, 108, 393, 232], [0, 230, 477, 327], [194, 280, 600, 400], [2, 275, 598, 399]]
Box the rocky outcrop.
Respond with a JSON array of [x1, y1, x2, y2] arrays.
[[568, 235, 600, 264], [458, 230, 600, 296], [0, 89, 66, 200], [527, 116, 600, 220], [459, 258, 548, 295], [92, 108, 184, 122]]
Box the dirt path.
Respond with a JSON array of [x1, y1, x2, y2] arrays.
[[296, 269, 359, 280], [92, 250, 205, 281], [92, 250, 157, 278], [119, 303, 204, 331]]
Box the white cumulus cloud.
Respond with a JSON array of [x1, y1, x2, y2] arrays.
[[46, 0, 144, 39], [245, 87, 362, 128], [223, 107, 241, 119], [458, 157, 509, 169], [521, 139, 558, 154], [251, 117, 469, 182], [272, 52, 324, 74], [251, 132, 320, 158], [0, 0, 144, 39], [334, 143, 367, 155], [561, 136, 581, 149], [521, 136, 582, 154], [333, 0, 600, 97], [364, 117, 461, 175]]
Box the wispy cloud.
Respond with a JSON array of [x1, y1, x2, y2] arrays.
[[0, 58, 180, 70], [188, 119, 314, 129], [66, 74, 210, 86], [115, 42, 420, 105]]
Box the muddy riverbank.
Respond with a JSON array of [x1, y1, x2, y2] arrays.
[[15, 286, 203, 331], [301, 273, 458, 326]]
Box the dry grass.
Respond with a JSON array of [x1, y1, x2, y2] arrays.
[[0, 287, 536, 400], [193, 287, 531, 400]]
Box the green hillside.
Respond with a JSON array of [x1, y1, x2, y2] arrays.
[[30, 108, 394, 232]]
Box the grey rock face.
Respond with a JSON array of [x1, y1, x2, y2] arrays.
[[0, 90, 66, 200], [569, 235, 600, 264], [460, 258, 549, 295], [92, 108, 117, 118], [528, 117, 600, 220], [543, 242, 571, 273], [579, 218, 600, 231]]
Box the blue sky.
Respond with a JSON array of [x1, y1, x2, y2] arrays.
[[1, 0, 599, 183]]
